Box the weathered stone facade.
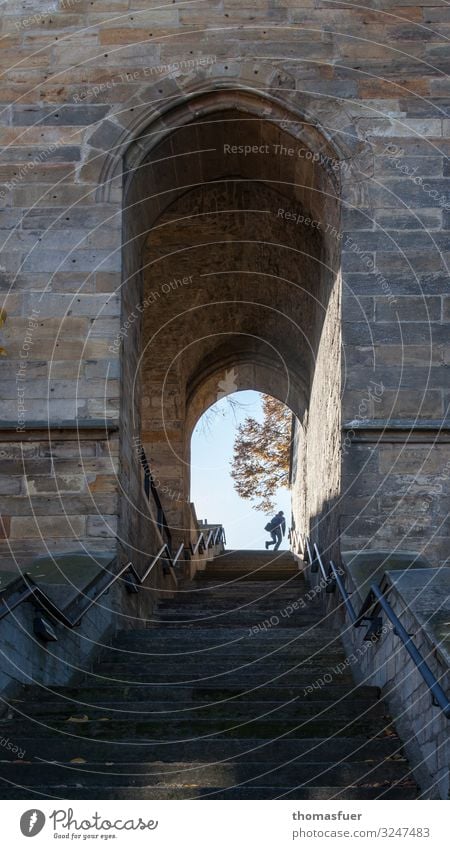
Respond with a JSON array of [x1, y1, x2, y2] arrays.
[[0, 1, 449, 573]]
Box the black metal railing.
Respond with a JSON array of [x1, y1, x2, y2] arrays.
[[299, 535, 450, 718], [138, 445, 172, 553], [370, 583, 450, 716], [0, 544, 181, 639], [0, 518, 225, 643], [313, 543, 337, 593], [329, 558, 358, 624], [190, 525, 226, 556]]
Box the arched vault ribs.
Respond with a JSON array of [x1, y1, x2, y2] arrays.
[[120, 101, 342, 557]]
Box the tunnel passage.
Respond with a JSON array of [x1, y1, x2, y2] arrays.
[[121, 101, 342, 556]]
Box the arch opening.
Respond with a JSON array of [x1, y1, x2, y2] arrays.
[[120, 96, 342, 563], [190, 390, 294, 551]]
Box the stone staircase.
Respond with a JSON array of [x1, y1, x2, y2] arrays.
[[0, 550, 418, 799]]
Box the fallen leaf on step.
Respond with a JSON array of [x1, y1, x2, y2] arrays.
[[69, 758, 87, 764], [66, 715, 90, 723], [359, 781, 390, 789]]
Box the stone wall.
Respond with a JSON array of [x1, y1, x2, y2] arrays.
[[341, 433, 450, 568], [300, 555, 450, 800], [291, 224, 342, 561], [338, 568, 450, 800], [0, 427, 120, 575]]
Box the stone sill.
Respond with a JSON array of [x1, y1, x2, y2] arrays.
[[343, 419, 450, 430], [384, 568, 450, 670], [0, 420, 119, 441], [342, 420, 450, 442]]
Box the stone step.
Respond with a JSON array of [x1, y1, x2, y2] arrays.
[[18, 683, 378, 704], [201, 560, 298, 568], [169, 576, 306, 586], [0, 714, 396, 740], [108, 619, 342, 651], [155, 600, 315, 613], [196, 572, 301, 582], [111, 626, 340, 645], [155, 597, 320, 610], [211, 551, 296, 563], [11, 698, 385, 721], [157, 587, 312, 603], [154, 613, 325, 627], [104, 642, 343, 658], [0, 736, 405, 765], [202, 561, 298, 569], [155, 596, 323, 609], [0, 759, 411, 790], [92, 654, 348, 677], [79, 667, 356, 686], [200, 569, 300, 576], [154, 606, 318, 618], [100, 645, 346, 663], [202, 567, 295, 574], [0, 784, 417, 800], [200, 570, 299, 580], [180, 571, 299, 580], [156, 590, 322, 604]]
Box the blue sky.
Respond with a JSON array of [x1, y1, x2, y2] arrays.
[[190, 390, 291, 550]]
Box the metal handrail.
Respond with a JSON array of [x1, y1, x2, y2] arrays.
[[303, 536, 450, 718], [192, 532, 206, 555], [305, 537, 315, 570], [313, 542, 329, 582], [138, 445, 172, 553], [0, 521, 226, 639], [0, 560, 126, 630], [371, 583, 450, 718], [329, 559, 358, 624], [207, 526, 225, 548], [122, 541, 183, 592], [191, 525, 224, 556], [140, 542, 184, 583], [290, 527, 304, 559], [0, 543, 185, 634]]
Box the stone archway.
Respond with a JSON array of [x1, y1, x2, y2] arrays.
[[119, 92, 343, 558]]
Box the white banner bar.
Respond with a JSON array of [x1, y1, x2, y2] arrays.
[[0, 799, 447, 848]]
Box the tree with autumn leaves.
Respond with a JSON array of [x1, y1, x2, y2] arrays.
[[231, 395, 292, 512]]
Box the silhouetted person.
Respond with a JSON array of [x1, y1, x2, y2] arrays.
[[265, 511, 286, 551]]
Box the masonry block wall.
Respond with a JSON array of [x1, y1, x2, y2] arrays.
[[0, 1, 449, 573]]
